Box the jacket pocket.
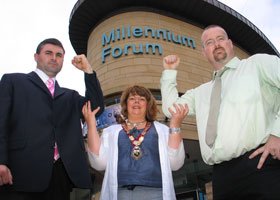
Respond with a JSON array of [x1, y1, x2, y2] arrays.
[[9, 138, 26, 150]]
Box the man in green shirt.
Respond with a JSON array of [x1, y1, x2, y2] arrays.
[[161, 25, 280, 199]]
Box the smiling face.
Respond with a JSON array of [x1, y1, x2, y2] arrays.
[[120, 85, 158, 122], [34, 43, 64, 78], [201, 26, 235, 70], [127, 93, 147, 121]]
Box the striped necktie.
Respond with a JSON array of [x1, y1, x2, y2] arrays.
[[46, 78, 54, 97], [46, 78, 60, 160]]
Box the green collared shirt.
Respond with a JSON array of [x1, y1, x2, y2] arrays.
[[161, 54, 280, 165]]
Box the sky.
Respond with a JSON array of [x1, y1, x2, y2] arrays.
[[0, 0, 279, 95]]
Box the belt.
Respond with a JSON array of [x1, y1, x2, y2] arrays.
[[119, 185, 162, 191], [120, 185, 138, 190]]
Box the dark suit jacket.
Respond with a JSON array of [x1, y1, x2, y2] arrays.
[[0, 71, 104, 192]]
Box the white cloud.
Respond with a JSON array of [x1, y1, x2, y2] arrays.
[[0, 0, 84, 94], [219, 0, 280, 53]]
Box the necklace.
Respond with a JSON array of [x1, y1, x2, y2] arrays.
[[122, 122, 152, 160], [125, 119, 146, 127]]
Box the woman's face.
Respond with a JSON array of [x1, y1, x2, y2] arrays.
[[127, 93, 147, 120]]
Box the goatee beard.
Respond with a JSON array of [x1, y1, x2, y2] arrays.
[[214, 47, 227, 62]]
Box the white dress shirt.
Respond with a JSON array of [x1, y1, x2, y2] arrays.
[[34, 68, 56, 87]]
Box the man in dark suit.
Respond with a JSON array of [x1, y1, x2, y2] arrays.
[[0, 38, 104, 200]]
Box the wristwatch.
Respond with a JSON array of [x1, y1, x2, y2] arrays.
[[169, 127, 181, 134]]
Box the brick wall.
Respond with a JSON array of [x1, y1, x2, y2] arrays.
[[87, 11, 249, 139]]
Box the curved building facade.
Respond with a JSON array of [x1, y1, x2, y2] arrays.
[[69, 0, 279, 198]]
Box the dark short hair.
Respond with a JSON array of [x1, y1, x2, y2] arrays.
[[36, 38, 65, 54], [120, 85, 159, 122]]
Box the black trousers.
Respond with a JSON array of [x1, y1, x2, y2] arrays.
[[212, 147, 280, 200], [0, 159, 73, 200]]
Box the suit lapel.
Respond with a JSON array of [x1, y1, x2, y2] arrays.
[[27, 71, 51, 96], [54, 81, 65, 98], [27, 71, 65, 98]]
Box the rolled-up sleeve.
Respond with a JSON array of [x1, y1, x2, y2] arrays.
[[87, 130, 109, 171], [168, 141, 185, 171]]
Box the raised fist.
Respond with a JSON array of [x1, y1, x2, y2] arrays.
[[163, 55, 180, 70], [72, 54, 93, 74]]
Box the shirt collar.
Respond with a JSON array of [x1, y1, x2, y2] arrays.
[[34, 68, 56, 84], [225, 56, 240, 69], [212, 56, 240, 80]]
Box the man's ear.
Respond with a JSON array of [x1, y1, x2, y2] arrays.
[[202, 47, 206, 58], [34, 53, 38, 62], [229, 39, 233, 49]]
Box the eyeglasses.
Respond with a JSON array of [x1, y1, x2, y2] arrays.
[[128, 96, 146, 103], [204, 36, 226, 47]]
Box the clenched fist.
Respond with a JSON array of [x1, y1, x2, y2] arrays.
[[163, 55, 180, 70], [72, 54, 93, 74]]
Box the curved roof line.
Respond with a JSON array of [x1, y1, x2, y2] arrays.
[[69, 0, 279, 57]]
